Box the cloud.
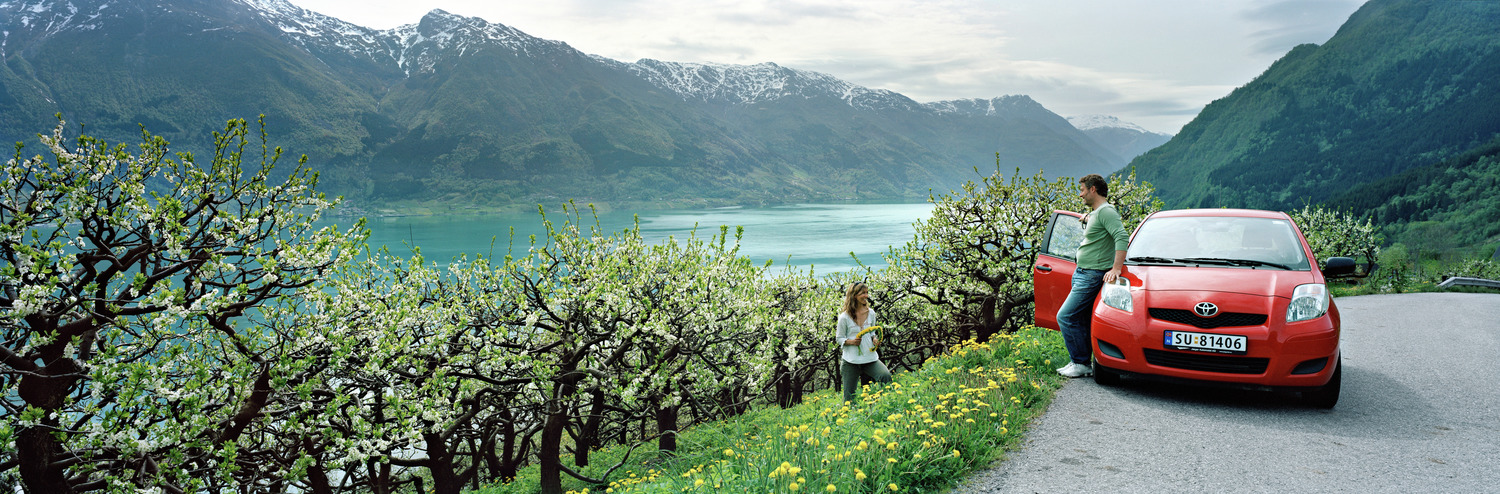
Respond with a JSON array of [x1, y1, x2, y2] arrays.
[[287, 0, 1365, 134], [1239, 0, 1363, 55]]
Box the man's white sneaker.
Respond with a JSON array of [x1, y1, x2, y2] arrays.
[[1057, 362, 1093, 378]]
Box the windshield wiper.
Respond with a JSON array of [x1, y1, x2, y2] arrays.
[[1180, 257, 1292, 270], [1127, 256, 1180, 264]]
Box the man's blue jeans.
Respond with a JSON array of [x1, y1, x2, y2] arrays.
[[1058, 267, 1106, 365]]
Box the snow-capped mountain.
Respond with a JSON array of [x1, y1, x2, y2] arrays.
[[1067, 114, 1172, 163], [1068, 114, 1152, 133], [236, 0, 578, 75], [623, 59, 923, 111], [0, 0, 1132, 208], [926, 96, 1053, 117]]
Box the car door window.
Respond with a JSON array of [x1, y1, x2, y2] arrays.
[[1043, 212, 1085, 261]]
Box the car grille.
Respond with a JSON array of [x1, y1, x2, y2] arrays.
[[1143, 349, 1269, 374], [1149, 308, 1267, 329]]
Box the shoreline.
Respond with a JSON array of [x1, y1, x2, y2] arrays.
[[328, 196, 936, 219]]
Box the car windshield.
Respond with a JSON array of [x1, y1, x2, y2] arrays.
[[1126, 216, 1311, 271]]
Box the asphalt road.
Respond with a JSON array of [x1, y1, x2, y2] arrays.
[[958, 292, 1500, 494]]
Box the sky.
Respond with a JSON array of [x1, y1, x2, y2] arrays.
[[284, 0, 1366, 135]]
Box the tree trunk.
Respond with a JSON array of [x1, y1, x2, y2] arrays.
[[16, 425, 70, 494], [424, 431, 462, 494], [655, 404, 679, 453], [977, 297, 999, 343], [304, 438, 333, 494], [498, 408, 518, 482], [774, 365, 794, 408], [575, 389, 605, 467], [537, 403, 570, 494], [16, 347, 84, 494]]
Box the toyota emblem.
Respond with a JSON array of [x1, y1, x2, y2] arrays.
[[1193, 302, 1219, 317]]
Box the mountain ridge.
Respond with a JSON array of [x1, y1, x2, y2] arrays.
[[1127, 0, 1500, 213], [1, 0, 1163, 208], [1124, 0, 1500, 251]]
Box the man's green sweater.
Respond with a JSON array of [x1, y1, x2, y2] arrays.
[[1079, 204, 1129, 270]]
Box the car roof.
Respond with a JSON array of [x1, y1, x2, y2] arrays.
[[1146, 208, 1292, 220]]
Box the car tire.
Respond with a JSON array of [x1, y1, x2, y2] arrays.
[[1093, 359, 1121, 386], [1303, 359, 1341, 409]]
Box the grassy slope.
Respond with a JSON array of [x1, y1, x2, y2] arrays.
[[473, 327, 1069, 494]]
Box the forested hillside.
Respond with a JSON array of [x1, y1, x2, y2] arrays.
[[1129, 0, 1500, 236], [1326, 135, 1500, 250]]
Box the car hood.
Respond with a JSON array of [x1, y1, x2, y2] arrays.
[[1127, 265, 1319, 299]]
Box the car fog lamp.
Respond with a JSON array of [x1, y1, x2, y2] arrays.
[[1286, 283, 1329, 322], [1102, 280, 1132, 313]]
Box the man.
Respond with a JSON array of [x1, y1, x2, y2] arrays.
[[1056, 174, 1129, 378]]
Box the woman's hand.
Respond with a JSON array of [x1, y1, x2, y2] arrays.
[[872, 337, 881, 349], [845, 338, 861, 346]]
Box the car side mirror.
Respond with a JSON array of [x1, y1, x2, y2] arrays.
[[1323, 257, 1357, 278]]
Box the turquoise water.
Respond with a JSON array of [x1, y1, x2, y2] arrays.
[[331, 203, 934, 274]]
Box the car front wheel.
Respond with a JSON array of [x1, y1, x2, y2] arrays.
[[1093, 358, 1121, 386], [1302, 359, 1341, 409]]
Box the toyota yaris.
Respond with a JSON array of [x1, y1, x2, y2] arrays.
[[1033, 208, 1356, 408]]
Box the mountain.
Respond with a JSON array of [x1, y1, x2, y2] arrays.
[[1067, 115, 1171, 164], [1, 0, 1127, 208], [1127, 0, 1500, 215]]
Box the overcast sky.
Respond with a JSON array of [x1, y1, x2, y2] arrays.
[[285, 0, 1365, 134]]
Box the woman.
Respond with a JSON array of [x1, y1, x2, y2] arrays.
[[836, 281, 892, 404]]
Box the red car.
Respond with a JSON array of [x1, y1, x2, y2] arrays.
[[1033, 208, 1356, 408]]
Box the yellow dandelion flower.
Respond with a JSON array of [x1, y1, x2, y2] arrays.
[[789, 482, 800, 491], [826, 484, 838, 492], [888, 483, 899, 491]]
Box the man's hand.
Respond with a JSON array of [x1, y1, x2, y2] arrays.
[[1105, 250, 1127, 284]]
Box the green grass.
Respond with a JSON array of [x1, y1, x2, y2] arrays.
[[471, 327, 1069, 494], [1329, 251, 1500, 297]]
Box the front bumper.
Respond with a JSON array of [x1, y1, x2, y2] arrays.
[[1090, 303, 1340, 388]]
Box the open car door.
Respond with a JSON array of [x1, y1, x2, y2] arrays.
[[1033, 210, 1085, 330]]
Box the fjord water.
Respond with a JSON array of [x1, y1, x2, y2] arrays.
[[343, 203, 934, 274]]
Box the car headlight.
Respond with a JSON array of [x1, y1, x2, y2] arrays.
[[1101, 280, 1132, 313], [1286, 283, 1329, 322]]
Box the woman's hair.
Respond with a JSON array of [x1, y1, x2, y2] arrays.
[[841, 282, 869, 317]]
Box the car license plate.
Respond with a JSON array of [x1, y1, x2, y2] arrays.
[[1163, 330, 1247, 355]]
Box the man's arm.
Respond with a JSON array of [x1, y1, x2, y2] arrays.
[[1103, 207, 1130, 283]]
